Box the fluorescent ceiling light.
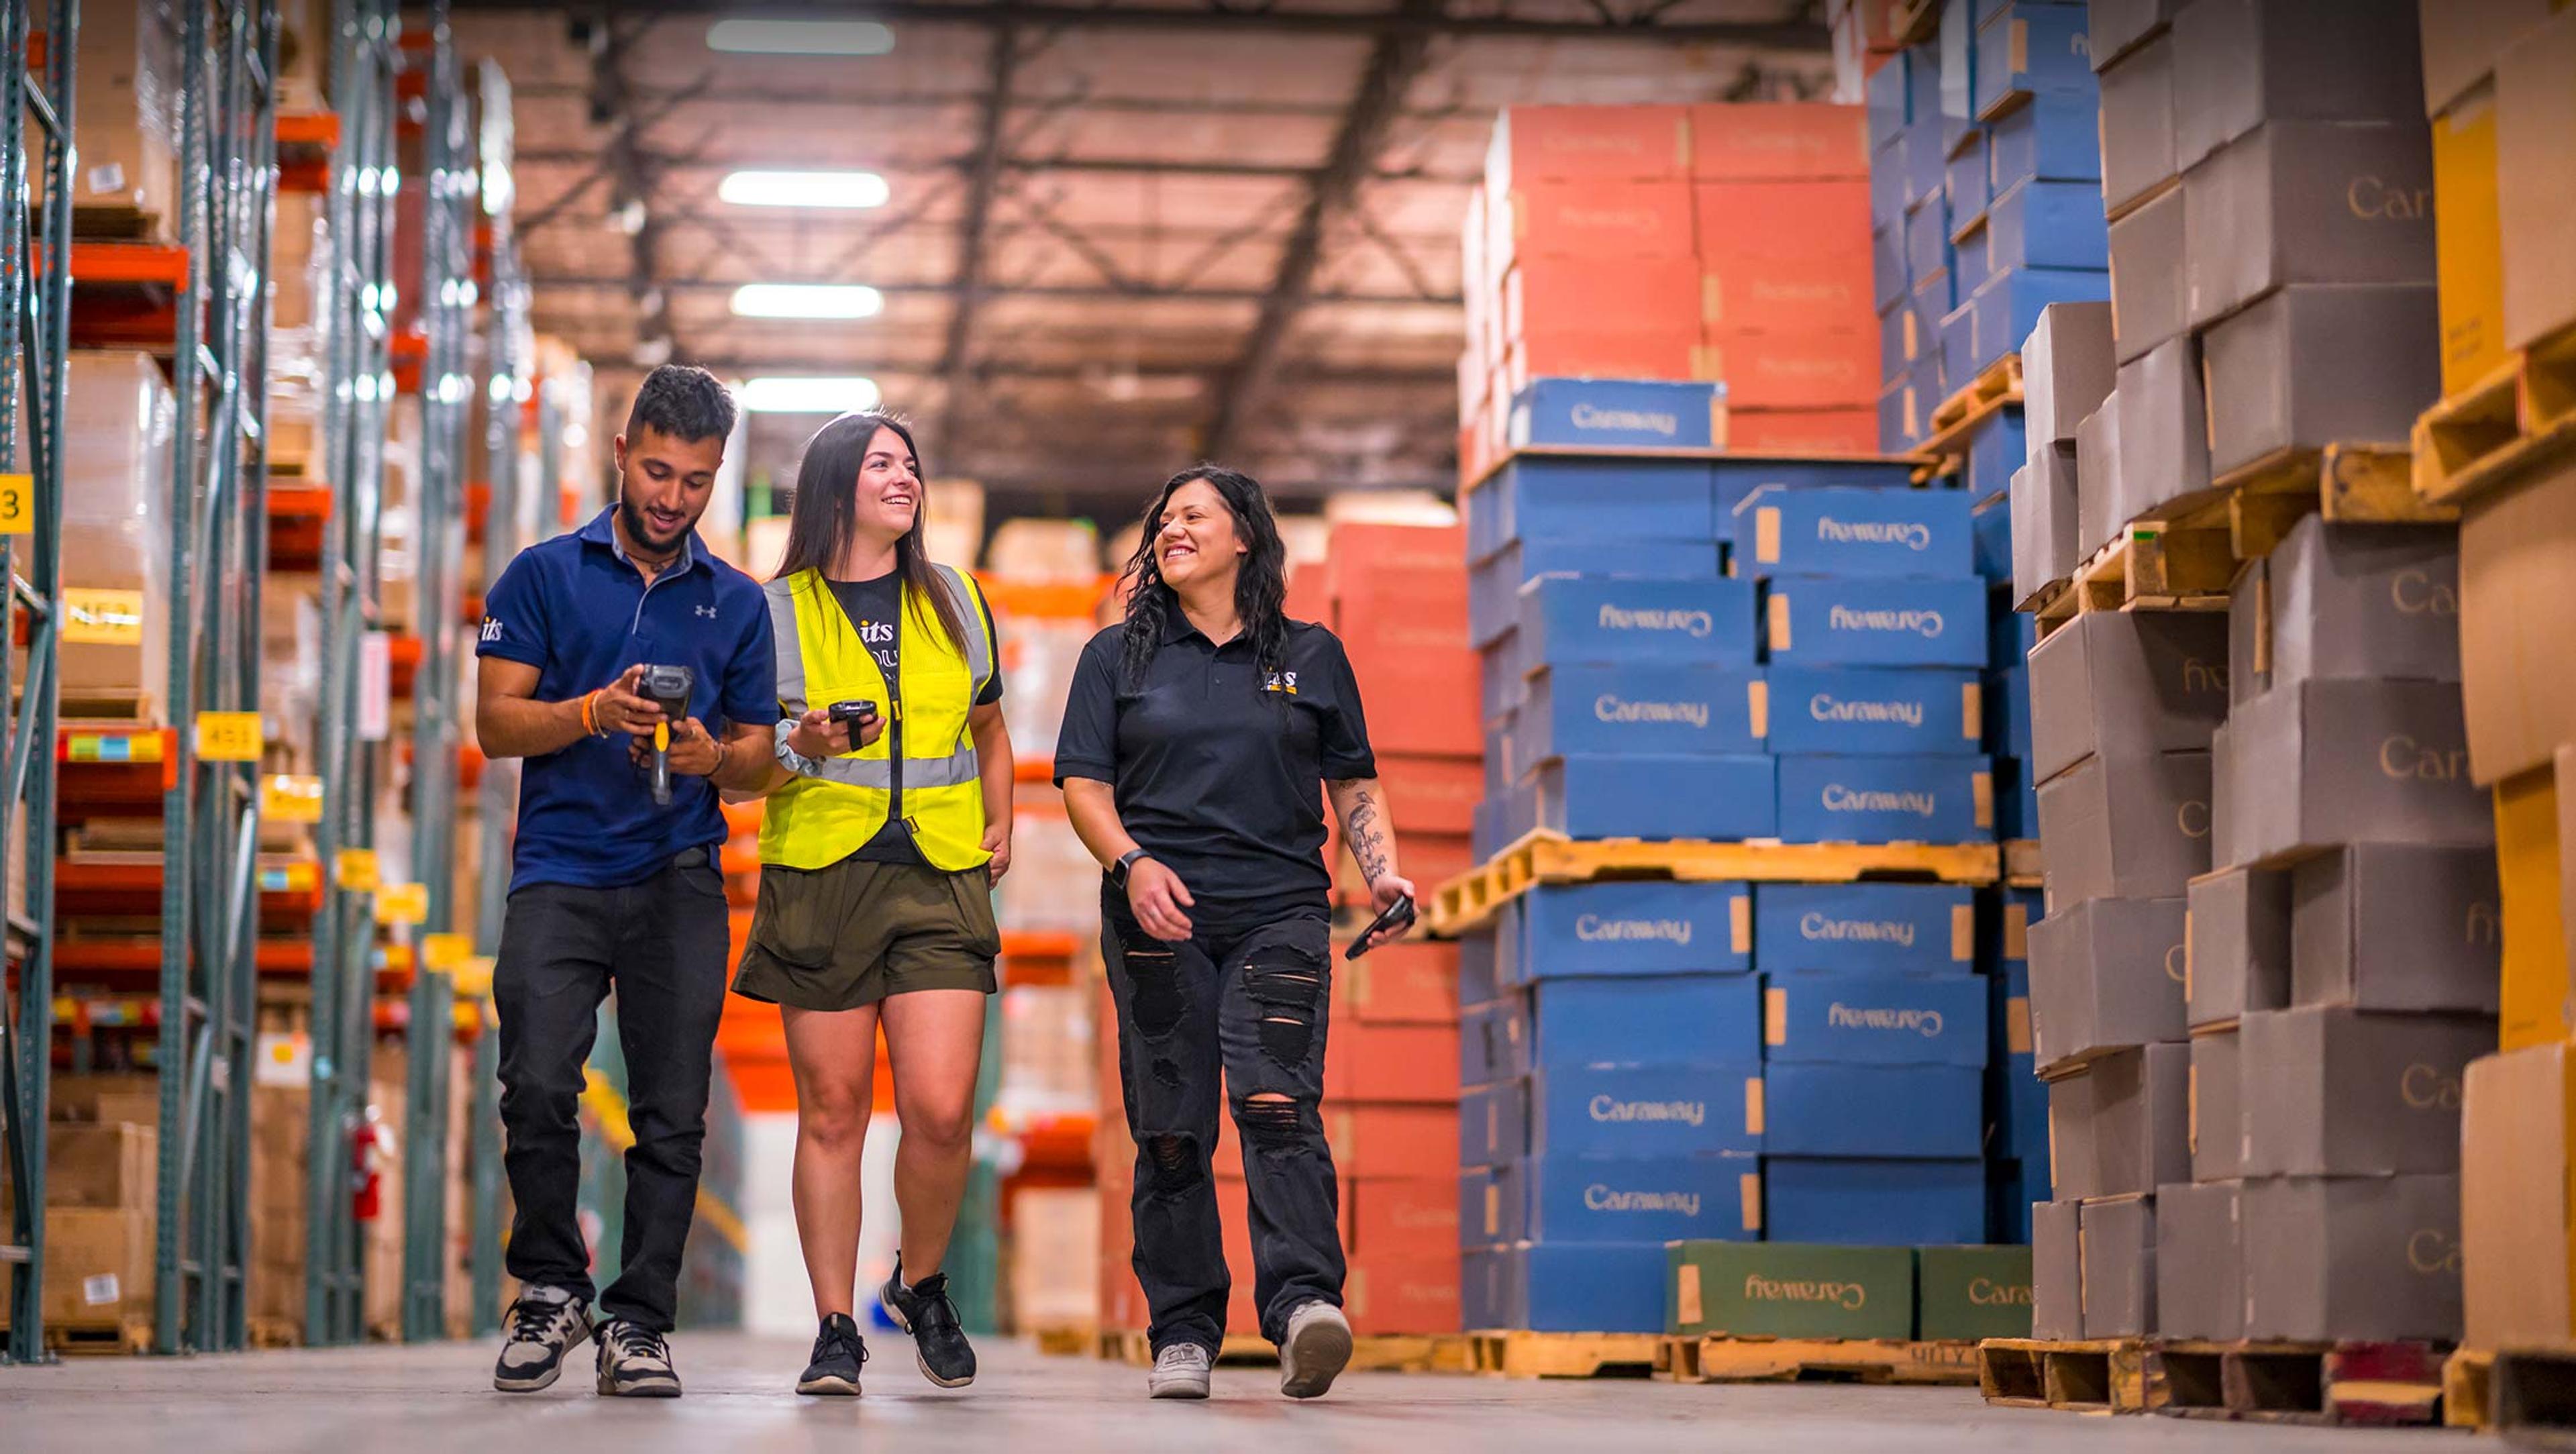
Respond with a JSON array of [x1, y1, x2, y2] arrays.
[[731, 283, 885, 319], [706, 19, 894, 56], [719, 170, 890, 210], [741, 376, 882, 414]]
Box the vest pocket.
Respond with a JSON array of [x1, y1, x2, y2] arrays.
[[749, 864, 841, 970]]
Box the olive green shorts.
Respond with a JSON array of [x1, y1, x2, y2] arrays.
[[732, 855, 1000, 1012]]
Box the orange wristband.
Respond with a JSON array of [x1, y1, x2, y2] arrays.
[[581, 690, 599, 737]]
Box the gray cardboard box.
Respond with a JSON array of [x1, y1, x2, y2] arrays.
[[2091, 0, 2181, 70], [2024, 301, 2117, 452], [2224, 677, 2491, 864], [2210, 721, 2240, 870], [2012, 445, 2081, 601], [2182, 121, 2437, 330], [2114, 336, 2213, 522], [2047, 1066, 2099, 1200], [2099, 34, 2178, 218], [2155, 1179, 2245, 1339], [2028, 896, 2189, 1071], [2079, 1194, 2159, 1337], [2240, 1005, 2493, 1176], [2187, 865, 2293, 1026], [2290, 844, 2503, 1012], [2095, 1042, 2192, 1198], [2075, 401, 2125, 558], [2202, 284, 2442, 474], [2421, 0, 2557, 116], [2109, 185, 2188, 364], [2192, 1030, 2244, 1181], [2032, 1198, 2082, 1339], [2227, 515, 2461, 707], [2241, 1174, 2463, 1341], [2037, 750, 2214, 911], [2171, 0, 2426, 172], [2028, 611, 2230, 786]]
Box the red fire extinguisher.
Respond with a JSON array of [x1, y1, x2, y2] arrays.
[[353, 1105, 397, 1223]]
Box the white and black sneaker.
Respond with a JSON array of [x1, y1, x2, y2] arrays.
[[492, 1285, 595, 1393], [595, 1317, 684, 1398], [880, 1255, 977, 1388], [1147, 1342, 1213, 1400], [1278, 1301, 1352, 1400], [796, 1312, 868, 1396]]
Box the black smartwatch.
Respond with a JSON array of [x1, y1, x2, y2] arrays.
[[1111, 848, 1152, 888]]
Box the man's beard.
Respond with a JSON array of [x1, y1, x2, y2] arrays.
[[620, 492, 690, 554]]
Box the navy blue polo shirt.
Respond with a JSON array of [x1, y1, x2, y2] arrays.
[[475, 508, 776, 891]]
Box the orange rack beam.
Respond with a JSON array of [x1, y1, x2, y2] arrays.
[[275, 111, 340, 148]]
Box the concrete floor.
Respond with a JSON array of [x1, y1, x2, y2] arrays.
[[0, 1335, 2456, 1452]]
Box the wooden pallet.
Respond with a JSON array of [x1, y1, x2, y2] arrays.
[[2445, 1345, 2576, 1440], [1658, 1334, 1979, 1386], [1031, 1325, 1093, 1357], [2414, 321, 2576, 508], [1096, 1328, 1472, 1373], [1920, 354, 2024, 462], [1427, 831, 2000, 936], [38, 1314, 154, 1355], [1467, 1330, 1664, 1379], [2032, 519, 2233, 640], [2444, 1347, 2493, 1430], [2140, 1339, 2447, 1426], [2003, 839, 2041, 887], [246, 1316, 302, 1349], [1977, 1337, 2150, 1412]]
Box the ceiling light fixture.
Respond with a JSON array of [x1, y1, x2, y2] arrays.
[[705, 19, 895, 56], [740, 376, 883, 414], [718, 170, 890, 209], [730, 282, 885, 319]]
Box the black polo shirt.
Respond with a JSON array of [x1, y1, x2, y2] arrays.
[[1054, 614, 1378, 932]]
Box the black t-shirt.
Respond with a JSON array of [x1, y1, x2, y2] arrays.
[[1053, 615, 1378, 931], [824, 571, 1003, 866]]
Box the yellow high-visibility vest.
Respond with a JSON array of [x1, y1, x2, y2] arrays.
[[757, 564, 996, 871]]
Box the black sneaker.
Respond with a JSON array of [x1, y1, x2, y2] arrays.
[[880, 1255, 976, 1388], [492, 1286, 595, 1392], [594, 1317, 684, 1398], [797, 1312, 868, 1396]]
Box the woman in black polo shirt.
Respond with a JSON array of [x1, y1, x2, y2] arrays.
[[1056, 465, 1416, 1404]]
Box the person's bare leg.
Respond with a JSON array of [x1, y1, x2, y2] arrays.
[[782, 1003, 880, 1317], [880, 988, 988, 1280]]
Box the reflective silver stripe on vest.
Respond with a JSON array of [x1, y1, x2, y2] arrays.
[[785, 746, 977, 789], [929, 562, 992, 690], [763, 576, 807, 715]]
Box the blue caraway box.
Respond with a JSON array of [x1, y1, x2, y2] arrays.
[[1879, 299, 1910, 384], [1989, 602, 2037, 670], [1463, 1245, 1507, 1327], [1971, 268, 2109, 380], [1764, 575, 1990, 668], [1470, 539, 1720, 648], [1712, 457, 1920, 524], [1730, 484, 1977, 580], [1879, 378, 1910, 454], [1875, 225, 1907, 314], [1506, 1241, 1675, 1333], [1461, 992, 1531, 1084], [1904, 109, 1947, 213], [1527, 1063, 1764, 1158], [1988, 178, 2111, 274], [1533, 754, 1779, 842], [1473, 457, 1717, 564], [1988, 1161, 2033, 1245], [1763, 974, 1991, 1067], [1946, 126, 1990, 231], [1866, 45, 1914, 151], [1761, 1063, 1986, 1157], [1763, 666, 1985, 756], [1459, 1080, 1531, 1168], [1480, 631, 1524, 724], [1988, 664, 2031, 758], [1460, 925, 1501, 1008], [1518, 575, 1758, 668], [1986, 89, 2100, 192], [1461, 1165, 1523, 1246], [1972, 2, 2094, 121], [1966, 407, 2028, 501], [1954, 229, 1994, 309], [1508, 378, 1722, 452], [1528, 975, 1764, 1069], [1986, 964, 2048, 1163], [1511, 881, 1753, 982], [1765, 1157, 1989, 1245], [1973, 489, 2013, 584], [1521, 665, 1765, 761], [1994, 756, 2039, 839], [1522, 1153, 1760, 1243], [1906, 195, 1950, 297], [1775, 754, 1995, 843], [1754, 882, 1978, 976]]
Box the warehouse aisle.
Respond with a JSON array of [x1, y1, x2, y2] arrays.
[[0, 1336, 2440, 1452]]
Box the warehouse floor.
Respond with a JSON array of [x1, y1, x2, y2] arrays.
[[0, 1335, 2449, 1451]]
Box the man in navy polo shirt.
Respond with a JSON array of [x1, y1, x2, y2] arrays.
[[472, 366, 776, 1398]]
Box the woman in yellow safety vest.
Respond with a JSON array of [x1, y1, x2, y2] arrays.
[[731, 410, 1012, 1397]]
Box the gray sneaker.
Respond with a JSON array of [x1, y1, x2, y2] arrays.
[[595, 1317, 684, 1398], [493, 1286, 594, 1392], [1278, 1301, 1352, 1400], [1147, 1342, 1213, 1400]]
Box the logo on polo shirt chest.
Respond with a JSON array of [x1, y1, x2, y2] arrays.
[[1264, 670, 1299, 694]]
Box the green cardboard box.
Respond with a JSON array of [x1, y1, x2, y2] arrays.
[[1916, 1244, 2035, 1340], [1666, 1241, 1914, 1339]]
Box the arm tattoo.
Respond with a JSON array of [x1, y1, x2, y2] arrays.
[[1346, 788, 1391, 885]]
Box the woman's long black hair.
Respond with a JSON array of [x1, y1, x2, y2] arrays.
[[1118, 464, 1288, 690], [772, 410, 968, 651]]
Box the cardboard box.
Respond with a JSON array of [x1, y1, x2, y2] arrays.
[[2290, 845, 2502, 1012], [1518, 665, 1765, 761], [70, 1, 181, 233], [1470, 539, 1720, 648], [2506, 758, 2574, 1049], [2155, 1179, 2246, 1339], [1773, 753, 1994, 844], [2228, 516, 2461, 705], [2192, 1029, 2245, 1180], [2459, 461, 2576, 785], [1752, 882, 1978, 976], [1458, 1079, 1528, 1167], [1321, 1024, 1459, 1104], [1966, 405, 2030, 500], [2026, 611, 2230, 786], [1949, 127, 1994, 233], [2432, 87, 2508, 396], [2079, 1194, 2159, 1337], [1506, 252, 1700, 337], [21, 1206, 154, 1327], [1762, 576, 1990, 668], [1488, 105, 1691, 193], [1723, 408, 1877, 455], [1461, 1162, 1523, 1243], [1471, 456, 1716, 564], [1760, 1061, 1985, 1159], [1696, 330, 1879, 411], [2418, 0, 2557, 115], [1969, 268, 2112, 382], [2113, 335, 2212, 523], [1762, 1157, 1988, 1245], [2240, 1004, 2493, 1176], [2090, 0, 2180, 68], [2074, 400, 2125, 556], [2027, 895, 2188, 1070], [1762, 974, 1990, 1066], [2497, 7, 2576, 347], [2093, 1042, 2192, 1198], [2224, 678, 2490, 864], [1731, 484, 1977, 580], [1503, 330, 1705, 399], [1527, 975, 1763, 1069], [1985, 180, 2112, 276], [1988, 91, 2102, 195], [2170, 0, 2425, 173], [2187, 865, 2294, 1026], [2108, 183, 2187, 362], [1344, 1252, 1461, 1335], [1667, 1241, 1915, 1339], [1337, 939, 1459, 1025], [1517, 575, 1757, 668], [2048, 1060, 2103, 1199], [1526, 1063, 1762, 1159], [1381, 758, 1482, 841], [1506, 378, 1722, 453], [2461, 1040, 2576, 1349], [2097, 35, 2177, 219], [2241, 1173, 2463, 1340], [1509, 882, 1753, 982], [2011, 444, 2081, 600], [1348, 1178, 1459, 1261], [1530, 754, 1778, 842], [1523, 1152, 1759, 1243], [2037, 751, 2214, 911], [1714, 455, 1920, 517], [1507, 1240, 1676, 1333], [1906, 190, 1953, 285], [2202, 283, 2442, 474], [1971, 2, 2094, 122], [1689, 103, 1869, 181], [2181, 120, 2437, 331], [1917, 1244, 2035, 1340], [2032, 1198, 2083, 1338]]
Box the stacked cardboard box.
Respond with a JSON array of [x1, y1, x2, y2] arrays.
[[1663, 1241, 2033, 1343], [68, 2, 182, 240], [1323, 523, 1480, 912], [0, 1113, 156, 1341]]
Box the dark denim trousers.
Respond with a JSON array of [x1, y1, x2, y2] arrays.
[[1101, 898, 1346, 1352], [493, 851, 730, 1331]]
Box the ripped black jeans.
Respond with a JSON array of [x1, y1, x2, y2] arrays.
[[1102, 898, 1345, 1353]]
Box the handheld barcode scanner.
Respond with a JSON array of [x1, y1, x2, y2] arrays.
[[827, 699, 880, 742], [640, 663, 697, 806]]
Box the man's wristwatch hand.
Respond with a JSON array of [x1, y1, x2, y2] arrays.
[[1111, 848, 1152, 888]]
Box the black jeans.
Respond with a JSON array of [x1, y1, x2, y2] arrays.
[[493, 850, 730, 1331], [1102, 898, 1345, 1352]]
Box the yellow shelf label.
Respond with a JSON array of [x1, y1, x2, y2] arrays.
[[194, 711, 264, 762], [0, 474, 32, 534], [261, 774, 324, 823], [62, 588, 144, 646], [421, 931, 472, 971], [454, 955, 497, 998], [333, 847, 379, 892], [374, 880, 428, 925]]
